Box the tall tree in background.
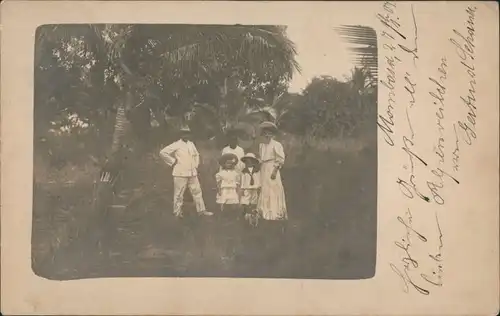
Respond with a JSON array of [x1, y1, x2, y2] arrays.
[[35, 25, 136, 159], [35, 24, 380, 151], [159, 25, 301, 139], [281, 24, 378, 139], [35, 24, 300, 149], [34, 24, 301, 206]]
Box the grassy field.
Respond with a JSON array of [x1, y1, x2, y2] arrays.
[[32, 135, 377, 280]]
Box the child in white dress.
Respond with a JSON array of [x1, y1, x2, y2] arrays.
[[240, 153, 261, 227], [215, 153, 241, 211], [215, 152, 242, 258]]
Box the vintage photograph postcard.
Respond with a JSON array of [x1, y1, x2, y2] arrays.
[[1, 1, 499, 315]]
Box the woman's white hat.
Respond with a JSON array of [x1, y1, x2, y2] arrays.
[[241, 152, 260, 164], [259, 121, 278, 133]]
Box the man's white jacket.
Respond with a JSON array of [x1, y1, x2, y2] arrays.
[[160, 139, 200, 177]]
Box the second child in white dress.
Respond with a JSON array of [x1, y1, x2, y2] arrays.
[[240, 153, 261, 227]]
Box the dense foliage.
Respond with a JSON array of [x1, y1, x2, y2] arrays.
[[35, 24, 377, 169], [35, 24, 300, 157]]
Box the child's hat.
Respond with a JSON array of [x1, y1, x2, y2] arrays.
[[219, 153, 238, 165], [241, 153, 260, 164]]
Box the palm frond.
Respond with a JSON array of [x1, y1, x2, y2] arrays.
[[335, 25, 378, 81]]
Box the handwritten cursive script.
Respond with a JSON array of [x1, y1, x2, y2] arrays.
[[391, 209, 446, 295], [425, 57, 460, 205], [452, 124, 461, 172], [390, 208, 430, 295], [451, 6, 478, 146], [377, 1, 402, 147], [377, 2, 479, 297], [421, 213, 444, 287]]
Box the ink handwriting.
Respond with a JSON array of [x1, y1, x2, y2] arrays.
[[390, 208, 430, 295], [377, 2, 480, 297], [451, 6, 478, 146]]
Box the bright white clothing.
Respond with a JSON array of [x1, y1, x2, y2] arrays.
[[216, 169, 240, 205], [258, 140, 287, 220], [240, 167, 261, 205], [160, 140, 200, 177], [173, 176, 206, 216], [221, 145, 245, 172], [259, 139, 285, 168], [160, 139, 206, 215]]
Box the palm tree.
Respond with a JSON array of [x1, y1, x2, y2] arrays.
[[36, 24, 301, 145], [153, 25, 301, 140], [335, 25, 378, 138], [349, 67, 372, 94], [334, 25, 378, 83], [36, 24, 136, 158], [35, 24, 301, 209]]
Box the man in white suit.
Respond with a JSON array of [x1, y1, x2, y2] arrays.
[[160, 126, 213, 218]]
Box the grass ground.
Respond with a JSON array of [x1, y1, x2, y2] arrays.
[[32, 136, 377, 280]]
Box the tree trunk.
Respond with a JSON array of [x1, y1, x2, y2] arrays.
[[111, 104, 128, 153], [110, 90, 134, 152], [93, 91, 131, 216], [219, 77, 230, 134]]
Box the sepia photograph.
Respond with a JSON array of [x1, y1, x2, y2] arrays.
[[32, 23, 378, 280], [2, 1, 499, 315]]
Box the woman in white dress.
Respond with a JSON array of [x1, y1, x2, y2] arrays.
[[257, 122, 288, 221]]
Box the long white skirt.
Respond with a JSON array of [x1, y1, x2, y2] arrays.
[[257, 162, 288, 220]]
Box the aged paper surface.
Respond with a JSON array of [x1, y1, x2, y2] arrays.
[[1, 1, 499, 315]]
